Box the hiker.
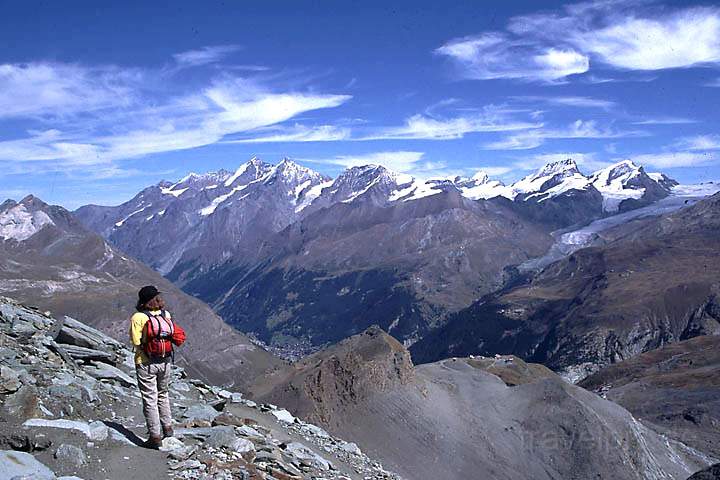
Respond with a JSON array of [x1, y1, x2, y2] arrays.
[[129, 285, 186, 449]]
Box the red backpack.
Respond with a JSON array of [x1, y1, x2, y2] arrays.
[[142, 310, 185, 359]]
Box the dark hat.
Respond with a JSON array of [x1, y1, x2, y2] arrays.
[[138, 285, 160, 304]]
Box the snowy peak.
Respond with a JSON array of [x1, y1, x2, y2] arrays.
[[534, 158, 581, 178], [324, 164, 414, 204], [511, 158, 590, 201], [268, 158, 327, 187], [0, 197, 55, 242], [590, 160, 675, 212], [452, 171, 509, 200], [471, 170, 490, 184], [590, 160, 642, 187], [224, 157, 274, 187]]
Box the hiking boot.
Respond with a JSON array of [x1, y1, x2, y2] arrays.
[[162, 426, 174, 438], [144, 434, 162, 449]]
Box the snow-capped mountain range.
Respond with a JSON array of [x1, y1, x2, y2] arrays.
[[70, 155, 682, 352], [75, 156, 675, 277]]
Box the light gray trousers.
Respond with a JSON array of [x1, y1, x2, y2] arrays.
[[135, 360, 172, 437]]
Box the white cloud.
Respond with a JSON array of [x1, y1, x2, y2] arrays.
[[630, 151, 718, 168], [706, 77, 720, 87], [0, 61, 351, 172], [172, 45, 242, 67], [483, 120, 644, 150], [435, 33, 588, 82], [514, 95, 615, 109], [674, 135, 720, 151], [631, 116, 697, 125], [437, 3, 720, 81], [484, 131, 544, 150], [224, 124, 351, 143], [0, 62, 136, 119], [364, 109, 541, 140], [576, 8, 720, 70]]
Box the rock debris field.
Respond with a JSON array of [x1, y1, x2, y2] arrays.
[[0, 296, 401, 480]]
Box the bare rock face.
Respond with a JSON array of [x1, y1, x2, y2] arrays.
[[251, 327, 713, 480], [253, 326, 414, 426], [0, 195, 282, 388]]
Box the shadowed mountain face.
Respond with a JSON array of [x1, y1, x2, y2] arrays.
[[0, 195, 282, 387], [411, 193, 720, 382], [580, 335, 720, 459], [183, 190, 553, 351], [74, 157, 677, 354], [251, 327, 712, 480]]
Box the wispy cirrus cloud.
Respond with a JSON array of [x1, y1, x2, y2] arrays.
[[673, 134, 720, 151], [0, 59, 351, 175], [172, 45, 242, 67], [510, 95, 616, 109], [437, 2, 720, 82], [0, 62, 138, 119], [362, 108, 541, 141], [630, 151, 718, 168], [483, 119, 645, 150], [436, 33, 589, 82], [224, 124, 351, 144], [631, 116, 697, 125]]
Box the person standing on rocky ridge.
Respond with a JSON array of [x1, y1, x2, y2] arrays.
[[129, 285, 186, 449]]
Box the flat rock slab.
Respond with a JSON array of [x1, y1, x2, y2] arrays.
[[0, 450, 55, 480], [83, 361, 136, 388], [23, 418, 109, 441]]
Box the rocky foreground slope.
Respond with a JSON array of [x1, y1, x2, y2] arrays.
[[251, 327, 714, 480], [0, 296, 399, 479], [0, 195, 282, 387]]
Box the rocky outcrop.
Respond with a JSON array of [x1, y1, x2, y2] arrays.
[[0, 296, 400, 480], [251, 327, 714, 480], [252, 326, 414, 427]]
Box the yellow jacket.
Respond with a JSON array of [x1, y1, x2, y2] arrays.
[[129, 310, 172, 365]]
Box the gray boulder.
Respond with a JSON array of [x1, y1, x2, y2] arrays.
[[205, 426, 255, 453], [0, 450, 55, 480], [54, 444, 87, 467], [284, 442, 333, 471], [0, 365, 21, 393], [182, 404, 220, 423]]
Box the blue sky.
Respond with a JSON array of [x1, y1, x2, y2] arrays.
[[1, 0, 719, 208]]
